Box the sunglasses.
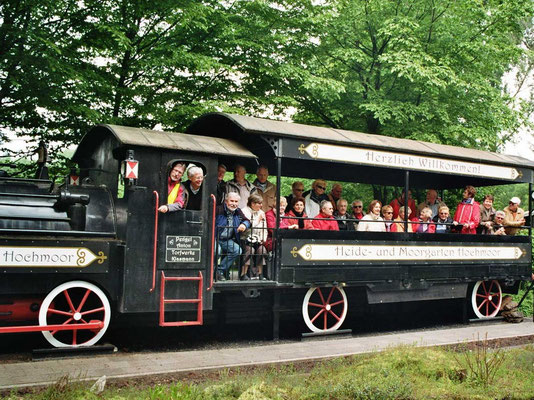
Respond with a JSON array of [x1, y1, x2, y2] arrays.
[[294, 188, 304, 192], [316, 185, 326, 190], [353, 205, 362, 208], [384, 211, 393, 214]]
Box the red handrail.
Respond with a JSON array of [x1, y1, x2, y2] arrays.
[[150, 190, 159, 292], [207, 194, 216, 291]]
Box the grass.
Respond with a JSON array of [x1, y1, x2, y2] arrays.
[[6, 344, 534, 400]]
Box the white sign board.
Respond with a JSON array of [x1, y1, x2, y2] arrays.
[[0, 247, 107, 268]]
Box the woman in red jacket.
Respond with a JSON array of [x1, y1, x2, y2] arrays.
[[453, 185, 480, 234], [285, 197, 315, 230], [311, 200, 339, 231], [413, 207, 436, 233]]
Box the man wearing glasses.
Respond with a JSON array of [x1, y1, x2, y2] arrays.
[[351, 200, 364, 228], [304, 179, 329, 218]]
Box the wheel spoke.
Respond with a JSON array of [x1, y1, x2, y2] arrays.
[[76, 289, 92, 313], [326, 287, 335, 304], [327, 309, 341, 321], [329, 299, 345, 307], [310, 308, 325, 324], [80, 306, 105, 316], [488, 280, 495, 293], [476, 293, 487, 298], [477, 298, 488, 311], [51, 317, 73, 335], [72, 329, 77, 346], [63, 290, 76, 312], [481, 281, 488, 295], [489, 299, 499, 311], [323, 310, 327, 330], [47, 308, 73, 317], [308, 302, 325, 308], [316, 288, 326, 305]]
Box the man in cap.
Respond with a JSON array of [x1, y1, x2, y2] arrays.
[[503, 196, 526, 235]]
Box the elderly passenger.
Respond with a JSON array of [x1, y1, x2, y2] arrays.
[[159, 161, 187, 213], [390, 189, 416, 219], [357, 200, 386, 232], [334, 199, 355, 231], [183, 166, 204, 210], [477, 194, 496, 235], [393, 206, 413, 233], [433, 206, 453, 234], [503, 196, 526, 236], [327, 184, 343, 212], [304, 179, 329, 218], [351, 200, 364, 228], [417, 189, 444, 219], [241, 194, 268, 280], [253, 165, 276, 212], [216, 163, 227, 204], [382, 205, 395, 232], [286, 196, 314, 230], [215, 192, 250, 281], [491, 211, 506, 235], [225, 164, 257, 209], [413, 207, 435, 233], [452, 185, 480, 234], [312, 200, 339, 231], [285, 181, 304, 213], [265, 197, 293, 252]]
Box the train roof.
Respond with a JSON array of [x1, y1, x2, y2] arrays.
[[187, 113, 534, 170], [72, 124, 257, 163]]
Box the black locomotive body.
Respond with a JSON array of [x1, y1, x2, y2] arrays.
[[0, 114, 532, 347]]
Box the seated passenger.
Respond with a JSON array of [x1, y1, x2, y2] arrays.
[[478, 194, 496, 234], [357, 200, 386, 232], [503, 196, 526, 236], [183, 166, 204, 210], [286, 197, 314, 230], [304, 179, 329, 218], [327, 184, 343, 212], [242, 194, 268, 280], [433, 206, 453, 234], [452, 185, 480, 234], [312, 200, 339, 231], [285, 181, 304, 213], [382, 205, 395, 232], [413, 207, 435, 233], [158, 161, 187, 213], [393, 206, 413, 232], [216, 163, 227, 204], [490, 210, 506, 235], [417, 189, 444, 219], [351, 200, 364, 228], [265, 197, 293, 252], [390, 189, 416, 219], [215, 192, 250, 281], [334, 199, 355, 231]]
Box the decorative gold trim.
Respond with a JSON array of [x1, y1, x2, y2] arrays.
[[298, 144, 306, 154], [291, 246, 298, 258], [97, 251, 108, 264]]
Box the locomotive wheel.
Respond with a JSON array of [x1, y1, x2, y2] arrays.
[[471, 280, 502, 319], [39, 281, 111, 348], [302, 286, 348, 332]]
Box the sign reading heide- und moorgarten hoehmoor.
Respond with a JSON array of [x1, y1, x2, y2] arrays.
[[291, 244, 526, 262], [0, 247, 107, 268]]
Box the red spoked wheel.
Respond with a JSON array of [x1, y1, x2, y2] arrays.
[[302, 286, 348, 332], [471, 280, 502, 319], [38, 281, 111, 347]]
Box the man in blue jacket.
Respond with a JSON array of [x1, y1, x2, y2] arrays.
[[215, 192, 250, 281]]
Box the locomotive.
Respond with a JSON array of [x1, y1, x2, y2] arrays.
[[0, 113, 532, 347]]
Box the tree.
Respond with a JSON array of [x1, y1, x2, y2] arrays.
[[247, 0, 534, 152]]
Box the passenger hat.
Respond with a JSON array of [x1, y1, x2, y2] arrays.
[[509, 196, 521, 205]]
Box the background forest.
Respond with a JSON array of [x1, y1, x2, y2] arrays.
[[1, 0, 534, 205]]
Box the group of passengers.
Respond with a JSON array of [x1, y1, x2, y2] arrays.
[[160, 162, 527, 281]]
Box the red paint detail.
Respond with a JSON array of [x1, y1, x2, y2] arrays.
[[307, 287, 346, 331], [208, 194, 216, 291], [150, 191, 159, 293], [69, 175, 79, 185], [0, 298, 42, 321], [125, 161, 138, 179], [159, 271, 203, 327], [0, 321, 103, 334]]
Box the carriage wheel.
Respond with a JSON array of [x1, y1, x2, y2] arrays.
[[38, 281, 111, 348], [471, 280, 502, 319], [302, 286, 348, 332]]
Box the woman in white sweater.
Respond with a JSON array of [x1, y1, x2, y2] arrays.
[[357, 200, 386, 232], [241, 193, 268, 280]]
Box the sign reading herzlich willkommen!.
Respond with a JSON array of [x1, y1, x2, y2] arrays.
[[0, 244, 109, 272]]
